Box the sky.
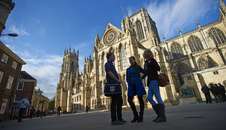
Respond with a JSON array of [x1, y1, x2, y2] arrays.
[[0, 0, 223, 99]]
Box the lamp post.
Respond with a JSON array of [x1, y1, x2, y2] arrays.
[[39, 100, 45, 118], [0, 33, 18, 37]]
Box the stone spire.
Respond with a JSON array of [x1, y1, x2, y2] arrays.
[[95, 33, 100, 47]]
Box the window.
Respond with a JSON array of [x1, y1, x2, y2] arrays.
[[0, 71, 3, 83], [188, 35, 204, 53], [213, 71, 219, 75], [1, 54, 8, 63], [14, 95, 21, 102], [6, 76, 14, 89], [136, 21, 145, 40], [121, 46, 127, 70], [187, 76, 192, 80], [199, 57, 215, 70], [0, 99, 8, 114], [12, 61, 17, 69], [209, 28, 226, 46], [171, 42, 184, 59], [17, 83, 24, 90]]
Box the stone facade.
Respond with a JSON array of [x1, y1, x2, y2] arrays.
[[56, 1, 226, 112]]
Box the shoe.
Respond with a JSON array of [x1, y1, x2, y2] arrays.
[[154, 104, 167, 123], [111, 120, 124, 125], [152, 104, 159, 122], [137, 111, 143, 122], [118, 118, 127, 123]]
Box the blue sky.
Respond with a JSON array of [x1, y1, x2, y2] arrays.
[[0, 0, 223, 99]]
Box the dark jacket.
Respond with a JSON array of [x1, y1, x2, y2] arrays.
[[145, 58, 160, 86], [126, 65, 146, 96], [201, 85, 210, 93]]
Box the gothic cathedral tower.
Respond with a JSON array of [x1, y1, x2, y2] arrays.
[[55, 47, 79, 112]]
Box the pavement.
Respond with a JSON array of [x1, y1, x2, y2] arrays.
[[0, 102, 226, 130]]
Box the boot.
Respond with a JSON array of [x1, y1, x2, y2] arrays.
[[137, 111, 143, 122], [152, 104, 159, 122], [131, 112, 139, 123], [154, 104, 166, 123]]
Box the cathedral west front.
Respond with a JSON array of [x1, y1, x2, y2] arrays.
[[55, 1, 226, 112]]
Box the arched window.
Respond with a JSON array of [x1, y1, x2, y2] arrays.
[[188, 35, 204, 53], [121, 46, 127, 70], [209, 28, 226, 46], [171, 42, 184, 58], [114, 50, 118, 71], [199, 57, 215, 70], [136, 21, 145, 40]]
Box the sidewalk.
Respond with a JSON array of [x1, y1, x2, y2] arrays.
[[1, 102, 226, 130]]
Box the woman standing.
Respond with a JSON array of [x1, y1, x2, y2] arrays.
[[143, 49, 166, 123], [126, 56, 146, 122]]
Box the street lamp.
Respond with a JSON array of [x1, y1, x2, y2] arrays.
[[39, 100, 45, 118], [0, 33, 18, 37]]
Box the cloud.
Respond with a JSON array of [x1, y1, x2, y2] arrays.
[[8, 25, 29, 36], [22, 54, 63, 99], [145, 0, 218, 41]]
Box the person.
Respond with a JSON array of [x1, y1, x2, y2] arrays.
[[18, 97, 30, 123], [143, 49, 166, 123], [57, 106, 61, 116], [86, 106, 90, 113], [210, 83, 221, 103], [218, 83, 226, 101], [105, 52, 126, 125], [30, 107, 36, 119], [126, 56, 146, 122], [201, 84, 212, 104]]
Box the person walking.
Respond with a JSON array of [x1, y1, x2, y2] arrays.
[[201, 84, 212, 104], [105, 52, 126, 125], [86, 106, 90, 113], [57, 106, 61, 116], [126, 56, 146, 122], [18, 97, 30, 123], [143, 49, 166, 123], [30, 107, 36, 119]]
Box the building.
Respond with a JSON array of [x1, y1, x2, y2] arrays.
[[32, 89, 49, 116], [56, 0, 226, 112], [12, 71, 37, 118]]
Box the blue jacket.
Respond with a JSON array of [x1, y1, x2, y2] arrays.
[[126, 66, 146, 96]]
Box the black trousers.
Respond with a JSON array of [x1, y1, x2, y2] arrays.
[[18, 108, 26, 122], [128, 95, 144, 114], [204, 93, 212, 103], [111, 95, 123, 121]]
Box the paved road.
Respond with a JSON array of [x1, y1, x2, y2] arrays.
[[1, 102, 226, 130]]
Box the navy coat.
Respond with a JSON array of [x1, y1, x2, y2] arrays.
[[126, 66, 146, 96]]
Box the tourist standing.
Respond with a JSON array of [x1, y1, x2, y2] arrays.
[[143, 49, 166, 123], [57, 106, 61, 116], [126, 56, 146, 122], [30, 107, 36, 119], [105, 52, 126, 125], [218, 83, 226, 101], [210, 83, 221, 103], [201, 84, 212, 104]]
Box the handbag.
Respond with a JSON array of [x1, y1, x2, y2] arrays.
[[104, 82, 122, 96], [158, 73, 169, 87]]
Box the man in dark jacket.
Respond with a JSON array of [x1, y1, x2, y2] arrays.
[[218, 83, 226, 101], [201, 84, 212, 104]]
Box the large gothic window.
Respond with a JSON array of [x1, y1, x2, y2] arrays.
[[136, 21, 145, 40], [177, 65, 189, 87], [209, 28, 226, 46], [121, 46, 127, 70], [199, 57, 215, 70], [114, 50, 118, 71], [171, 42, 184, 59], [188, 35, 204, 53]]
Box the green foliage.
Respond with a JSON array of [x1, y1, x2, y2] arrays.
[[49, 96, 55, 111]]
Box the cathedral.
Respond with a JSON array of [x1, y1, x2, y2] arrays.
[[55, 0, 226, 112]]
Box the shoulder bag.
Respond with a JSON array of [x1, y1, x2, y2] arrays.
[[104, 82, 122, 96], [158, 73, 169, 87]]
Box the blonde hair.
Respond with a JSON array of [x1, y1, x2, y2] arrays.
[[144, 49, 153, 59]]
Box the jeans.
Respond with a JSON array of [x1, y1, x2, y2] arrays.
[[147, 80, 163, 105], [111, 95, 123, 121], [18, 108, 26, 122]]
